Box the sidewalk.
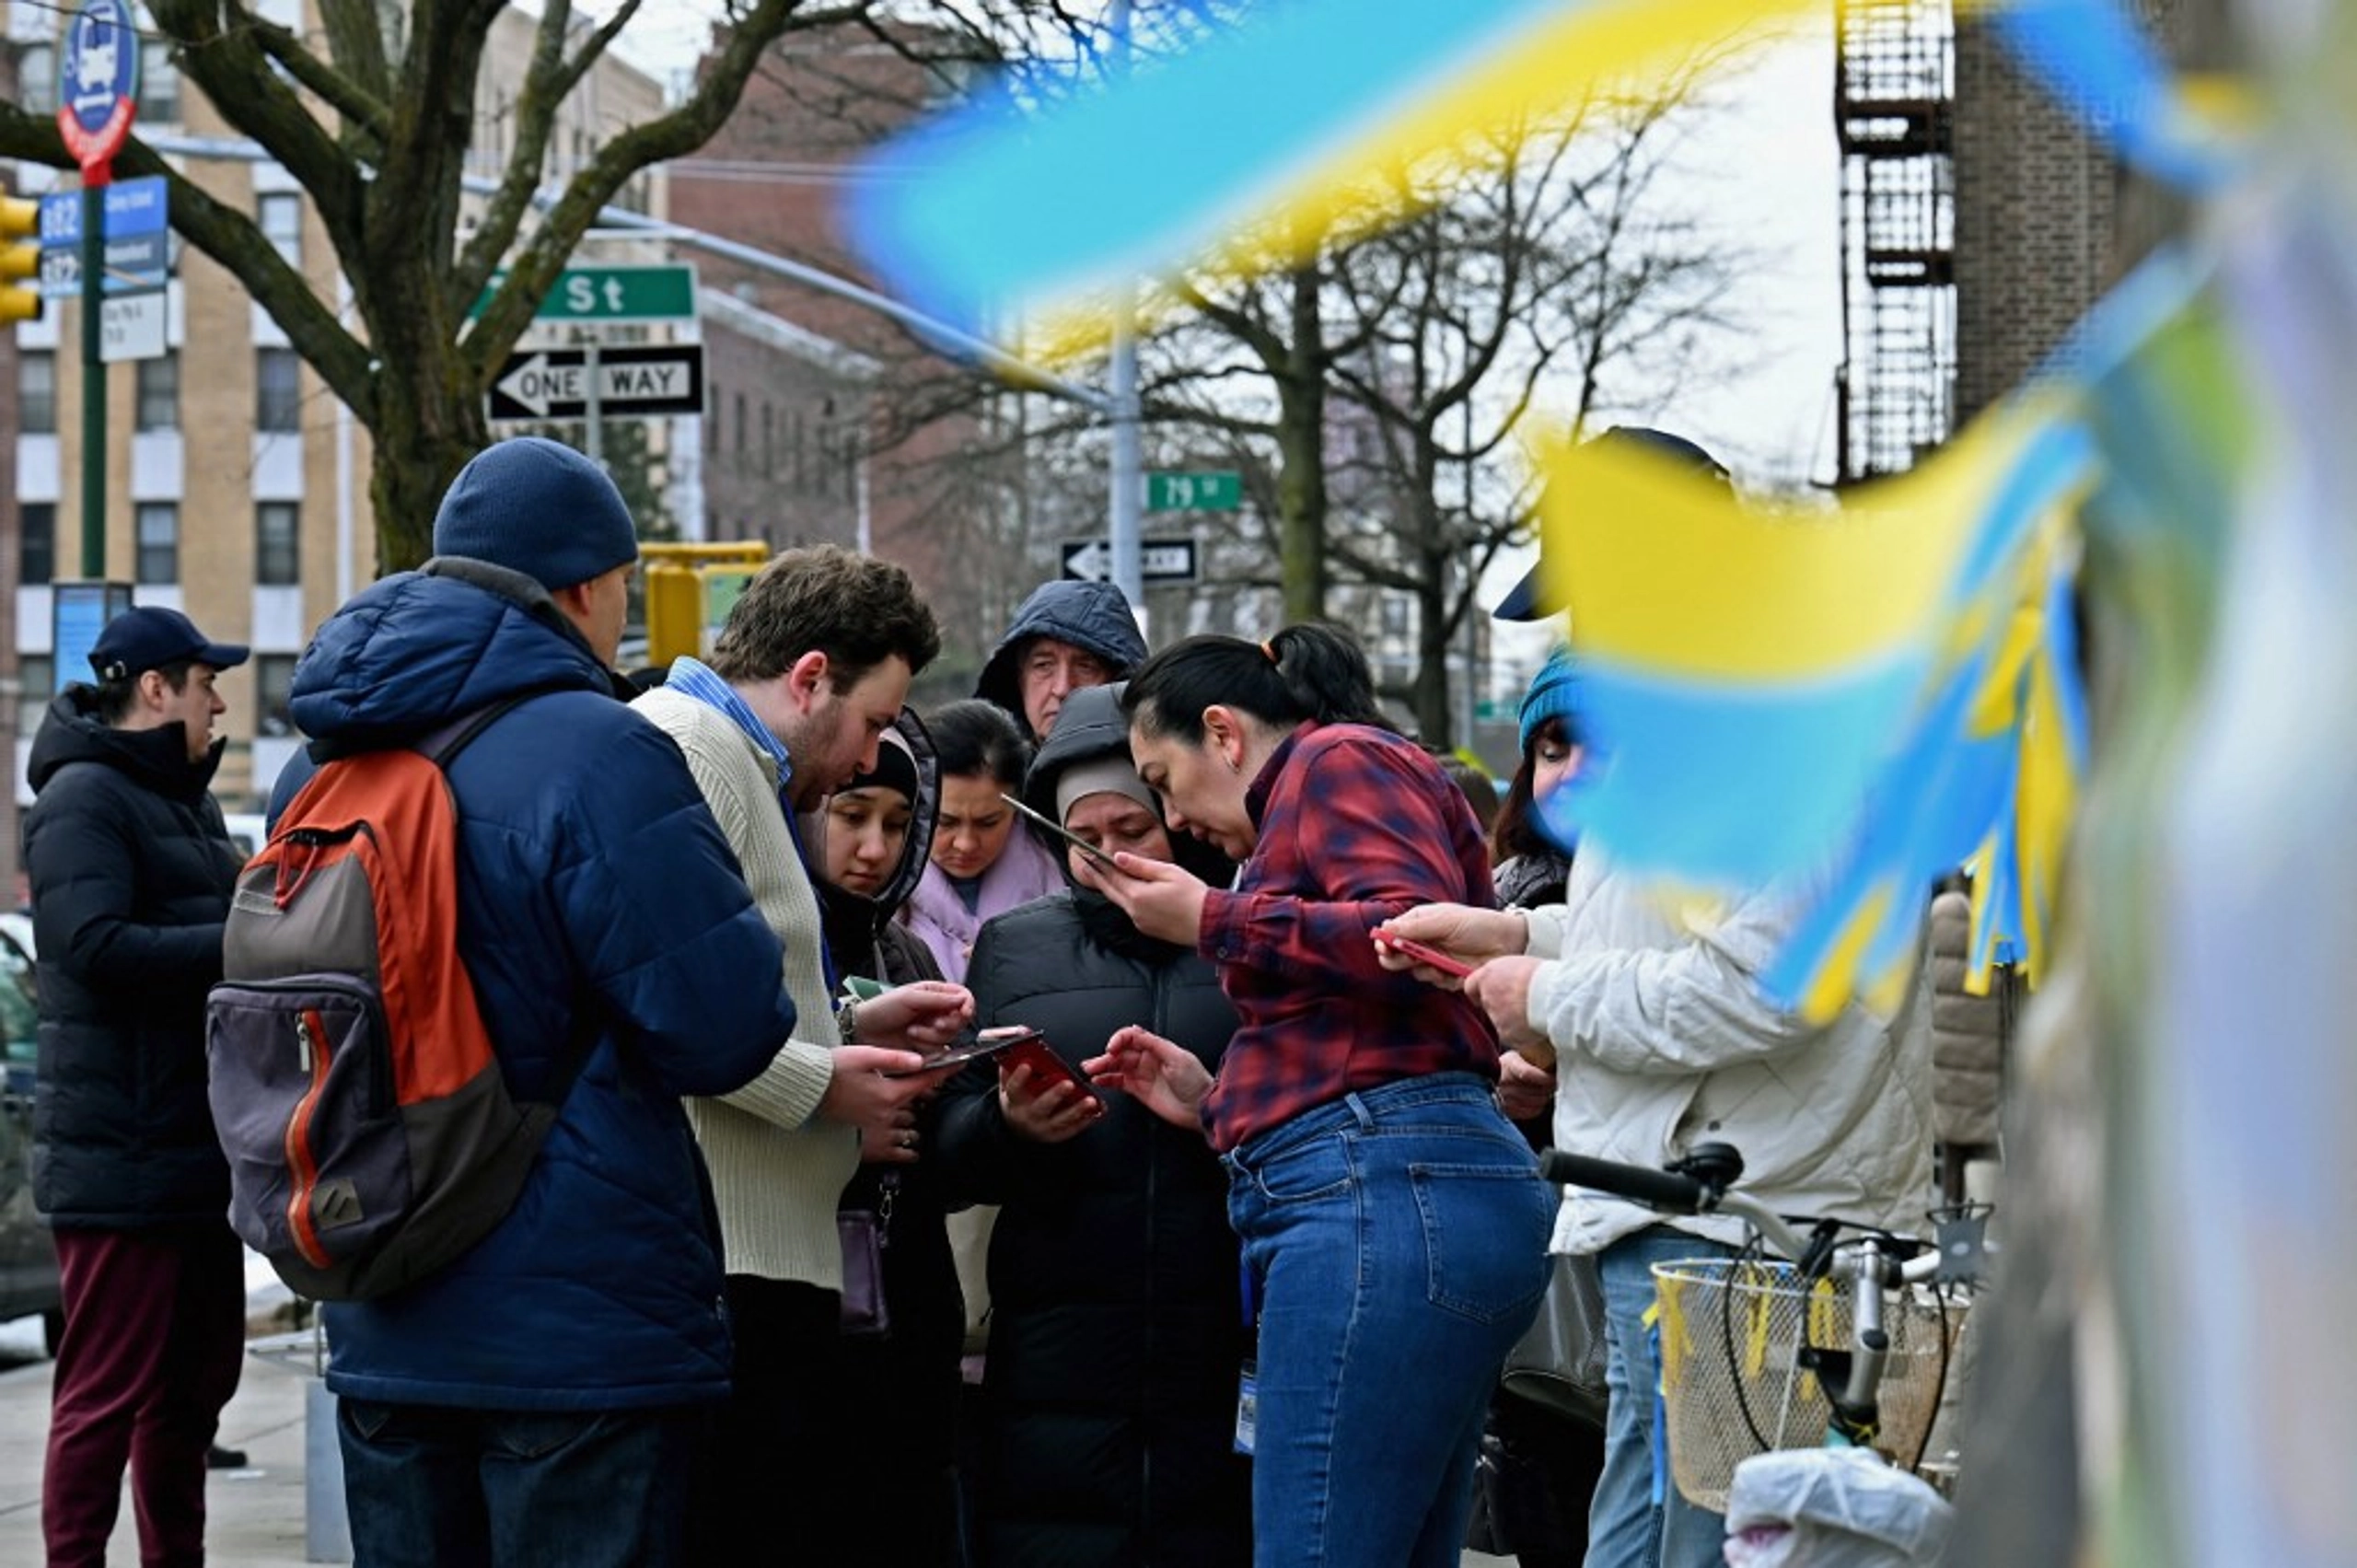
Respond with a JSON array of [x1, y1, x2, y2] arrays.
[[0, 1309, 329, 1568], [0, 1310, 1517, 1567]]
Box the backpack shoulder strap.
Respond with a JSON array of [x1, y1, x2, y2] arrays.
[[413, 694, 532, 772], [405, 691, 604, 1112]]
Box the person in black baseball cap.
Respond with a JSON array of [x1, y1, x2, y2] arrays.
[[1492, 426, 1734, 621], [21, 600, 255, 1565], [85, 606, 251, 762]]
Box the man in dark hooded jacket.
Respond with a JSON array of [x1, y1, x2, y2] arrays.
[[974, 579, 1148, 743], [283, 436, 798, 1568], [26, 606, 254, 1568]]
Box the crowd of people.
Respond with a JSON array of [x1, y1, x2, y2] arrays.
[[25, 430, 1964, 1568]]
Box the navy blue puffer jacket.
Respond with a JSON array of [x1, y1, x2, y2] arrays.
[[290, 560, 796, 1411]]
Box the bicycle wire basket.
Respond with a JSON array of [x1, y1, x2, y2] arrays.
[[1649, 1256, 1968, 1512]]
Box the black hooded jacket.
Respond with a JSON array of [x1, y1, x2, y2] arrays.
[[808, 708, 968, 1492], [23, 687, 247, 1225], [932, 682, 1252, 1567]]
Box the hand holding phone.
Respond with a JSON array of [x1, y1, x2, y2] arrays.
[[999, 792, 1126, 874], [879, 1026, 1038, 1078], [1373, 931, 1475, 981], [999, 1031, 1101, 1102]]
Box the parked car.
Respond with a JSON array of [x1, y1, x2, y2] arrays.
[[0, 912, 63, 1353]]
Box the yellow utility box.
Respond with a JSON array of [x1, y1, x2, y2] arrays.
[[642, 542, 771, 666]]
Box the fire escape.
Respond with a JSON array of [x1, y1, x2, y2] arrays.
[[1836, 0, 1956, 481]]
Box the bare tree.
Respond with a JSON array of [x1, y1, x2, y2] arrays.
[[0, 0, 1057, 571], [918, 55, 1759, 738]]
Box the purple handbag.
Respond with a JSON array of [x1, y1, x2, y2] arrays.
[[838, 1174, 896, 1337]]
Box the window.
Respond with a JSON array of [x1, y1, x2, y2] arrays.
[[732, 391, 746, 458], [256, 502, 300, 586], [255, 655, 298, 738], [19, 503, 55, 587], [19, 351, 56, 435], [256, 349, 301, 432], [259, 193, 302, 266], [139, 38, 181, 122], [761, 403, 774, 476], [17, 656, 52, 739], [19, 43, 55, 115], [135, 503, 180, 585], [135, 354, 180, 432]]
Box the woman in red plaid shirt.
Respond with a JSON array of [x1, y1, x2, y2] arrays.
[[1086, 622, 1556, 1568]]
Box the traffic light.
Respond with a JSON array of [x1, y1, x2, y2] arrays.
[[0, 194, 40, 326]]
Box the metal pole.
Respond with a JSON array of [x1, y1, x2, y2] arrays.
[[1106, 0, 1144, 617], [584, 343, 602, 468], [78, 180, 105, 578]]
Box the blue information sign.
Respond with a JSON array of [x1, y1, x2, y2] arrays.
[[58, 0, 140, 171], [37, 176, 167, 249], [52, 583, 136, 694], [36, 176, 169, 296]]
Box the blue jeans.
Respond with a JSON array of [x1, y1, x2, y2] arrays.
[[1585, 1227, 1733, 1568], [1225, 1074, 1554, 1568], [338, 1400, 702, 1568]]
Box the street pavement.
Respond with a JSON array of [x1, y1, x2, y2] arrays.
[[0, 1310, 325, 1567], [0, 1301, 1516, 1566]]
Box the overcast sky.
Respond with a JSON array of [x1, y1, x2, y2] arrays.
[[607, 6, 1849, 675]]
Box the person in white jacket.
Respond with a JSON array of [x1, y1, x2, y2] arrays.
[[1376, 854, 1933, 1568]]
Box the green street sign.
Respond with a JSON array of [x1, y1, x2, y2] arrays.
[[1146, 470, 1242, 511], [470, 263, 697, 324], [1475, 698, 1513, 723]]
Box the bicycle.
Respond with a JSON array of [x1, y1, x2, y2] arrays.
[[1538, 1142, 1991, 1566]]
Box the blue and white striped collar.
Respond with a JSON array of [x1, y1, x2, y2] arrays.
[[666, 656, 795, 788]]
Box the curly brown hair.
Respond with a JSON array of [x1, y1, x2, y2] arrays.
[[708, 544, 942, 689]]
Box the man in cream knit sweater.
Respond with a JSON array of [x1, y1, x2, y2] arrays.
[[633, 545, 973, 1561]]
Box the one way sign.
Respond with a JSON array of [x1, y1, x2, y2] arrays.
[[1061, 537, 1199, 585], [488, 344, 706, 422]]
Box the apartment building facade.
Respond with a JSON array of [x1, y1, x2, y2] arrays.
[[2, 2, 668, 882]]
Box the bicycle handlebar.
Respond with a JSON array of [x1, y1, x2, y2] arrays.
[[1538, 1149, 1711, 1213]]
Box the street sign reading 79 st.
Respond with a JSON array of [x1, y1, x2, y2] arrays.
[[1146, 470, 1242, 511], [470, 264, 697, 324]]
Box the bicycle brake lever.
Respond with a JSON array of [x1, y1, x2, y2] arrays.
[[1797, 1218, 1843, 1281]]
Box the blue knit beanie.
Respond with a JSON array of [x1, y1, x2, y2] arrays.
[[1518, 645, 1582, 752], [431, 437, 640, 591]]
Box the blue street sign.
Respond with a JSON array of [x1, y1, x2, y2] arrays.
[[59, 0, 139, 168], [39, 230, 167, 298], [37, 175, 166, 250]]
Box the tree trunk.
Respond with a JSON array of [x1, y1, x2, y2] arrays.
[[368, 365, 488, 573], [1276, 264, 1329, 622]]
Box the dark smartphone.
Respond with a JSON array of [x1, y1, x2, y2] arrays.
[[999, 1031, 1100, 1100], [1374, 932, 1475, 980], [879, 1027, 1039, 1078], [998, 792, 1125, 873]]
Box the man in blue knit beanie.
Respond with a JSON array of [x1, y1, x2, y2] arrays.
[[269, 436, 799, 1568], [432, 436, 642, 598]]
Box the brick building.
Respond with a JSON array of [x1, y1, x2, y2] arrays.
[[669, 23, 1038, 685], [1846, 0, 2199, 463]]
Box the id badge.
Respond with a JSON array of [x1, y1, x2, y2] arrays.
[[1233, 1359, 1258, 1457]]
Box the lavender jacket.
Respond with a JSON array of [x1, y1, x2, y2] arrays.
[[900, 831, 1063, 982]]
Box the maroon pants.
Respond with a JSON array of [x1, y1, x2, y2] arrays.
[[43, 1223, 247, 1568]]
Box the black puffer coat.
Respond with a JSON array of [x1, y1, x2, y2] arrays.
[[934, 683, 1251, 1568], [23, 687, 247, 1226]]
